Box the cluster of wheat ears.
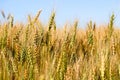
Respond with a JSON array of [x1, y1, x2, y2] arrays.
[[0, 10, 120, 80]]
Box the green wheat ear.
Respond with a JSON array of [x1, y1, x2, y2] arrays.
[[72, 20, 78, 43], [48, 12, 55, 31], [70, 20, 78, 48], [108, 13, 115, 38], [9, 15, 14, 28], [87, 20, 93, 45], [53, 20, 56, 31]]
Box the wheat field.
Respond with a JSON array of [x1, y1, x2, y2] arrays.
[[0, 11, 120, 80]]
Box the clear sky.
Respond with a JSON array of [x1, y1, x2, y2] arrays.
[[0, 0, 120, 27]]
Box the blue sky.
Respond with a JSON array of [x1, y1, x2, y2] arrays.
[[0, 0, 120, 27]]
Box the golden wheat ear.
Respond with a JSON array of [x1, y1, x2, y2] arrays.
[[33, 10, 42, 23]]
